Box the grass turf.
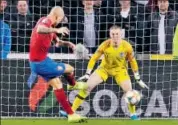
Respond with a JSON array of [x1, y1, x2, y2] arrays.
[[1, 119, 178, 125]]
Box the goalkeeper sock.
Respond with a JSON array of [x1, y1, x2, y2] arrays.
[[128, 104, 136, 116], [54, 89, 73, 115], [64, 72, 76, 86], [72, 90, 88, 111]]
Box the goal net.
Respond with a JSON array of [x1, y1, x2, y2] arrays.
[[0, 0, 178, 118]]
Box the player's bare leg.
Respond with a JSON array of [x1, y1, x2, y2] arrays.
[[64, 64, 88, 90], [49, 77, 87, 123], [63, 64, 76, 86], [120, 80, 139, 120], [64, 64, 74, 73], [72, 71, 103, 111]]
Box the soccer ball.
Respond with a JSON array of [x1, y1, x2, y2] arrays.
[[125, 90, 141, 105]]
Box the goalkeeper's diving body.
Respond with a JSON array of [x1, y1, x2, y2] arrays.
[[29, 6, 87, 123], [61, 25, 149, 120]]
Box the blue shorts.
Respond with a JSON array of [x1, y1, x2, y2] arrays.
[[30, 57, 65, 81]]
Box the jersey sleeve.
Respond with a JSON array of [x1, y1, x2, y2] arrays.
[[126, 43, 134, 61], [38, 17, 52, 28], [126, 42, 138, 72], [87, 40, 109, 70]]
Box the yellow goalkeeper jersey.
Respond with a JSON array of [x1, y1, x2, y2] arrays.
[[87, 39, 138, 72]]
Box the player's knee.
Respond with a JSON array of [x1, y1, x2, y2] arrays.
[[48, 78, 63, 90], [70, 66, 74, 72], [120, 81, 132, 92], [64, 64, 74, 73], [124, 87, 132, 92], [86, 83, 94, 93]]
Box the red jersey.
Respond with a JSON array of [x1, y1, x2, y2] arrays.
[[29, 17, 57, 61]]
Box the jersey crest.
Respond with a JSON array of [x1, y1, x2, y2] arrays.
[[119, 52, 125, 58]]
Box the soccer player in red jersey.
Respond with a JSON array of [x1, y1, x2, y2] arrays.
[[29, 6, 87, 123]]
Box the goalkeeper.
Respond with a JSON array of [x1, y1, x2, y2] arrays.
[[63, 25, 149, 120]]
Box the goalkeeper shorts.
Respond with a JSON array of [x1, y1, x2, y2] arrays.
[[30, 57, 65, 81], [95, 66, 130, 85]]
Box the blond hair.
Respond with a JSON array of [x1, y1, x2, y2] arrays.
[[109, 25, 121, 31]]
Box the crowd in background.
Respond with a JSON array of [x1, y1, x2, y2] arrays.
[[0, 0, 178, 59]]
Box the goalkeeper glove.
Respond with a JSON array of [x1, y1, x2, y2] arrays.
[[134, 72, 149, 89], [78, 70, 91, 82]]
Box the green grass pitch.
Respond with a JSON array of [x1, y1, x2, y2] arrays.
[[1, 119, 178, 125]]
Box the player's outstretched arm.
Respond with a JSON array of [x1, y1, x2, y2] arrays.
[[129, 57, 149, 89], [79, 44, 104, 81], [37, 25, 59, 34], [127, 44, 149, 89], [78, 52, 102, 81], [37, 25, 69, 36], [55, 37, 75, 51]]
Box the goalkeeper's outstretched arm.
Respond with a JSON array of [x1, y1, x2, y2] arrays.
[[78, 42, 106, 81], [86, 48, 103, 74], [127, 44, 149, 89], [126, 43, 139, 74], [86, 41, 108, 74], [128, 56, 139, 74]]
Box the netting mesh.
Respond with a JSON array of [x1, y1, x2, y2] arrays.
[[0, 0, 178, 118]]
